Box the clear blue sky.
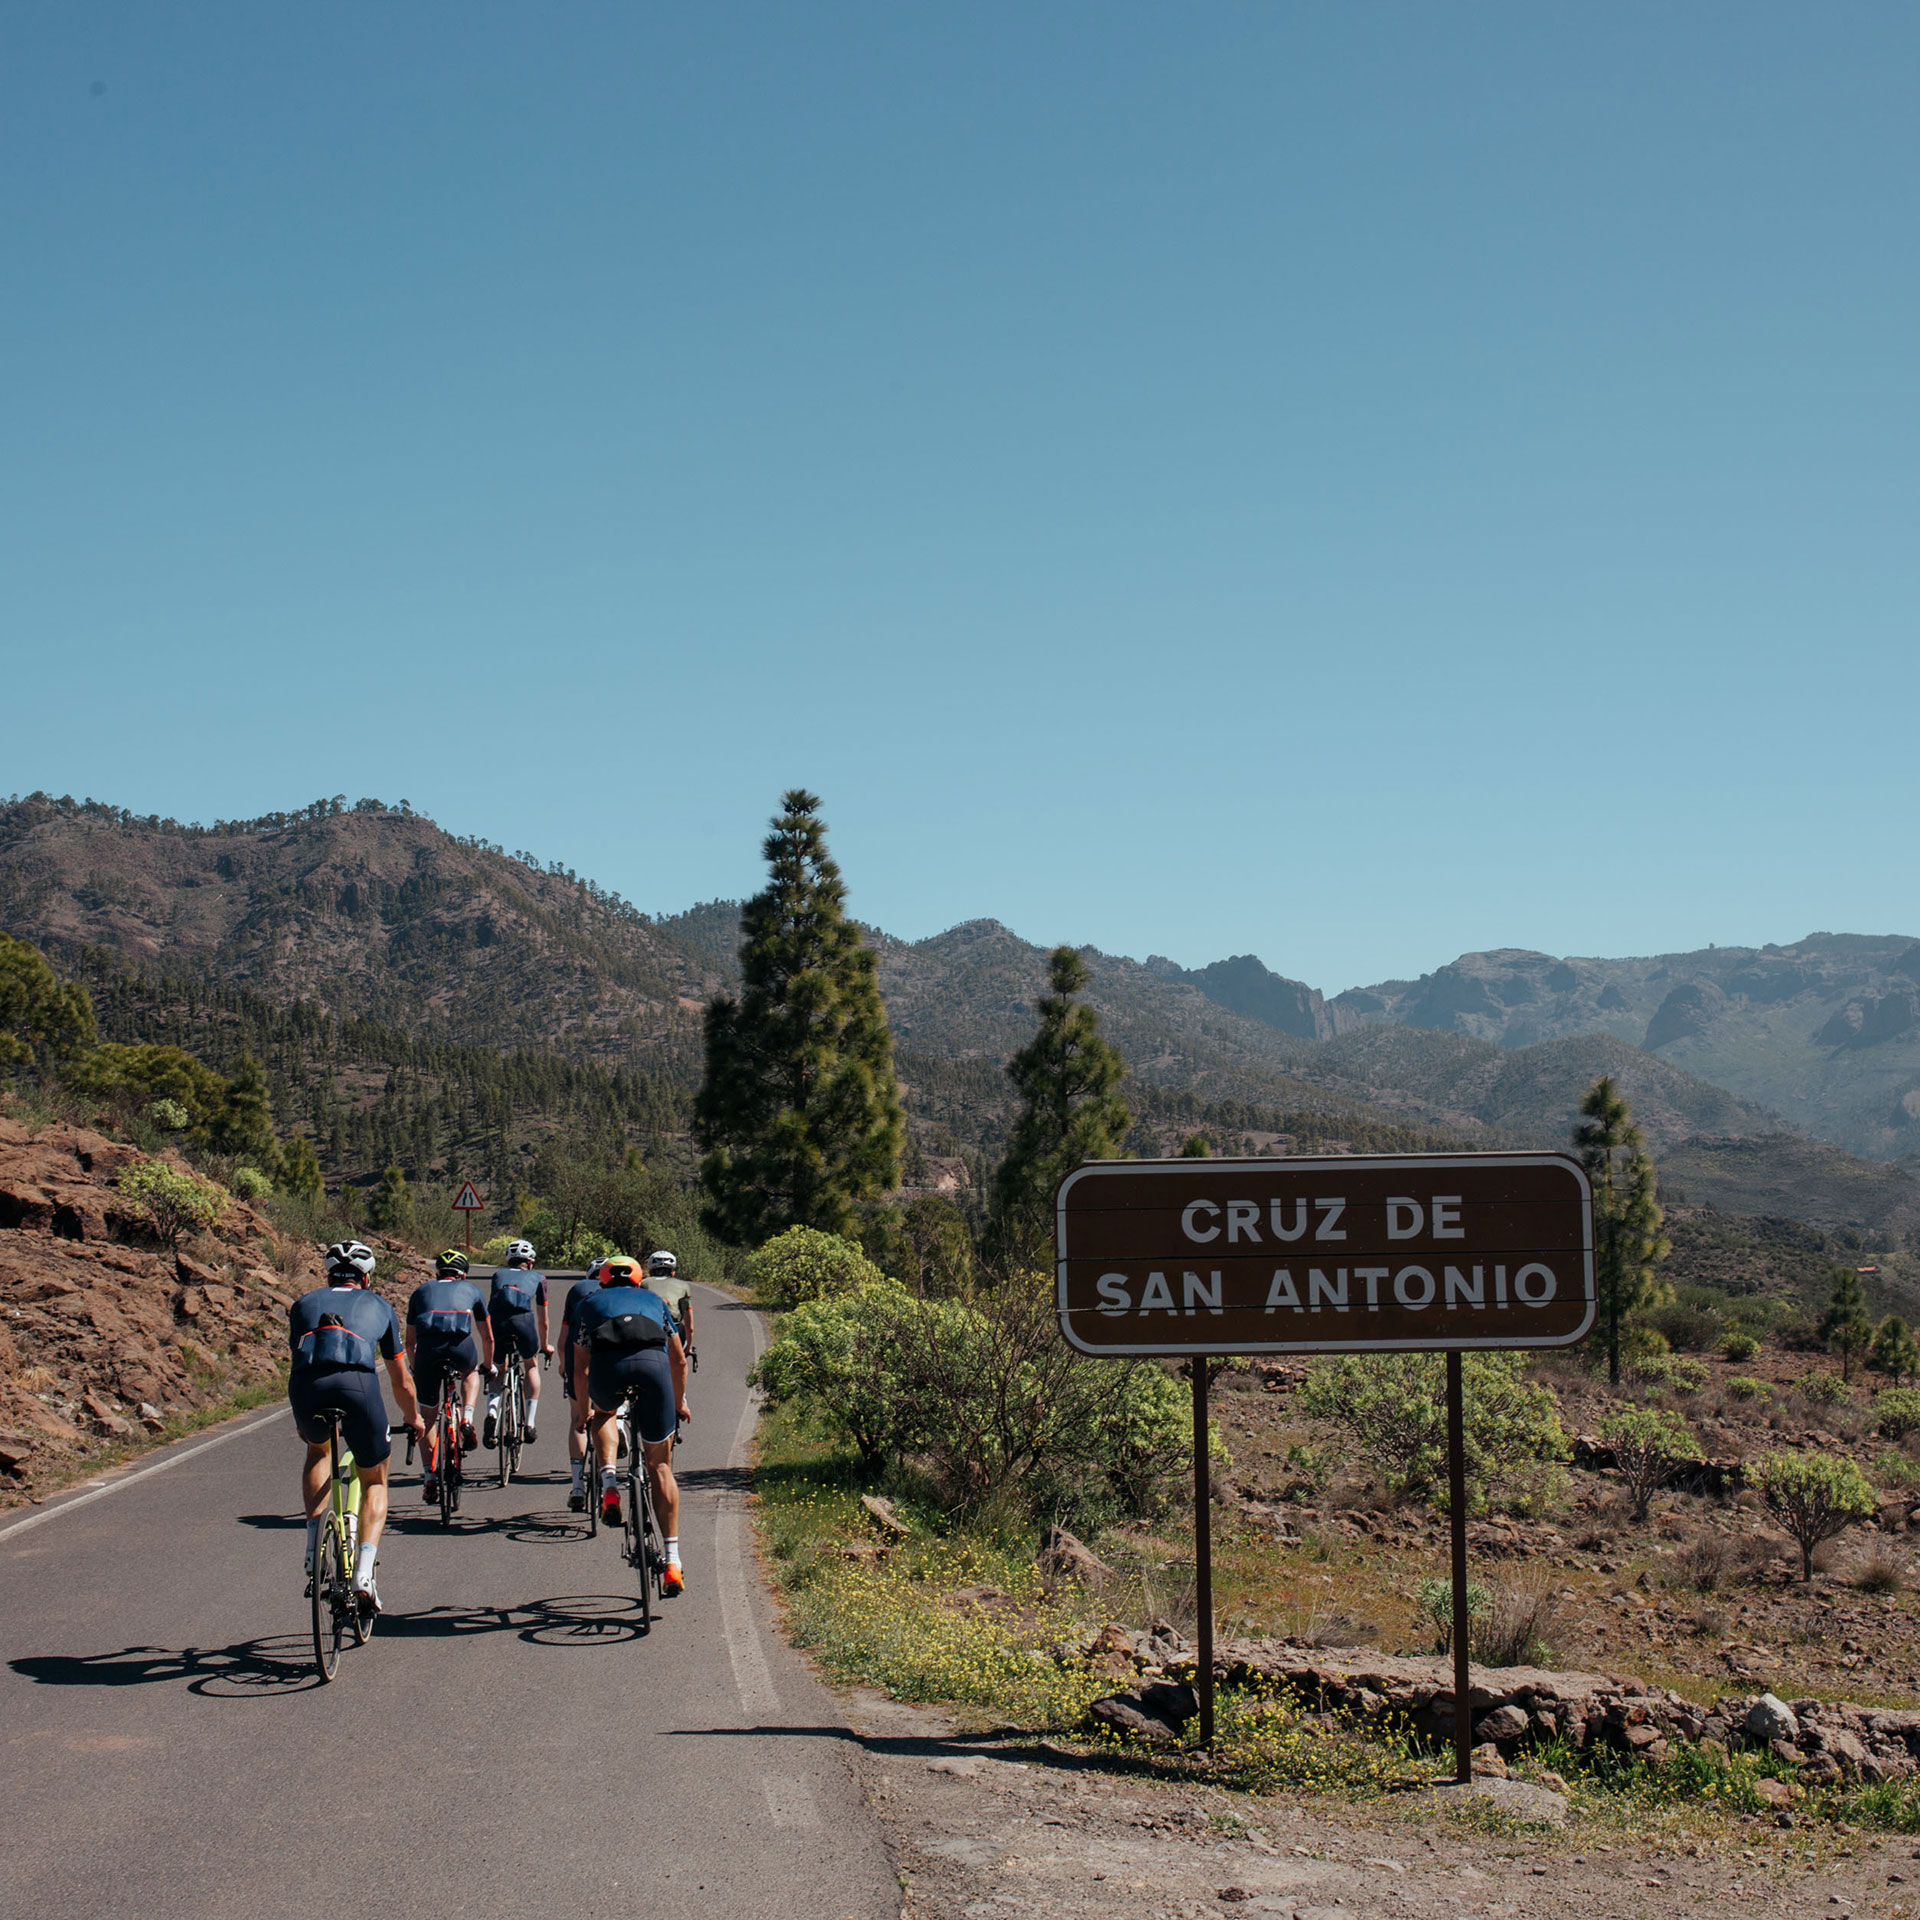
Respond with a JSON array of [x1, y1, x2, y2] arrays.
[[5, 5, 1915, 992]]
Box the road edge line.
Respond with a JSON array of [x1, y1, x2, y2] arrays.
[[0, 1404, 289, 1545]]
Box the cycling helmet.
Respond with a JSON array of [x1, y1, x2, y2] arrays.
[[505, 1238, 536, 1266], [324, 1240, 376, 1281], [435, 1248, 470, 1276], [584, 1254, 608, 1278], [648, 1250, 678, 1274]]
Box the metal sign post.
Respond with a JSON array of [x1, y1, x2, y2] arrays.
[[452, 1180, 485, 1252], [1054, 1152, 1593, 1775]]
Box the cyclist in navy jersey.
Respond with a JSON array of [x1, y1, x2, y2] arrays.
[[482, 1240, 552, 1449], [405, 1251, 494, 1504], [573, 1254, 691, 1592], [288, 1242, 422, 1615]]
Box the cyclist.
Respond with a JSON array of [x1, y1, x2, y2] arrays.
[[559, 1254, 608, 1513], [287, 1241, 422, 1617], [572, 1254, 691, 1594], [643, 1250, 694, 1366], [405, 1249, 494, 1506], [482, 1239, 552, 1449]]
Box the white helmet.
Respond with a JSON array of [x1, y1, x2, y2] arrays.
[[325, 1240, 376, 1281], [505, 1239, 536, 1265], [648, 1250, 678, 1274]]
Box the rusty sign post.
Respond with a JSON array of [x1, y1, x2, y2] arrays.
[[1055, 1152, 1593, 1782], [452, 1180, 485, 1252]]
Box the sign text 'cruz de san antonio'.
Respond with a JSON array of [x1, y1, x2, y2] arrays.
[[1054, 1152, 1594, 1357]]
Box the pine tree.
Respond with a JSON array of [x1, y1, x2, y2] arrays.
[[1820, 1266, 1874, 1381], [211, 1052, 281, 1175], [695, 791, 905, 1245], [1574, 1075, 1671, 1387], [368, 1163, 412, 1232], [988, 947, 1131, 1270], [1869, 1313, 1918, 1386], [281, 1133, 325, 1205]]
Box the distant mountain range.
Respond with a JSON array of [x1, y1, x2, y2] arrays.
[[2, 793, 1916, 1244]]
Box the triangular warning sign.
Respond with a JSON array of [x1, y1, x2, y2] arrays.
[[452, 1181, 484, 1211]]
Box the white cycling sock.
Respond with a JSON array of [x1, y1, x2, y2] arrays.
[[354, 1541, 377, 1586], [570, 1460, 584, 1489], [486, 1393, 500, 1416], [304, 1517, 320, 1569], [601, 1464, 619, 1490], [665, 1535, 681, 1566]]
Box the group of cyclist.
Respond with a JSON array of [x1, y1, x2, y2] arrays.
[[285, 1236, 695, 1618]]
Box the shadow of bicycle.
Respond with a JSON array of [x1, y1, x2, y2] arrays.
[[8, 1594, 652, 1700]]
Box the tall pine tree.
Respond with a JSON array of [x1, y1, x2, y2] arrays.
[[696, 791, 905, 1245], [988, 946, 1130, 1270], [1820, 1266, 1874, 1380], [1574, 1075, 1671, 1385]]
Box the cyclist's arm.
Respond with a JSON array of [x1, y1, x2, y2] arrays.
[[403, 1323, 418, 1366], [473, 1306, 495, 1372], [384, 1351, 422, 1431], [569, 1339, 589, 1407], [667, 1331, 689, 1422], [536, 1296, 551, 1353], [681, 1302, 694, 1348]]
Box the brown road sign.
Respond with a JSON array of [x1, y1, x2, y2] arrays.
[[1055, 1152, 1593, 1356]]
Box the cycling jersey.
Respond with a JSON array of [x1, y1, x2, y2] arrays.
[[287, 1286, 402, 1373], [407, 1276, 488, 1342], [642, 1273, 692, 1336], [488, 1268, 549, 1317], [573, 1283, 672, 1352]]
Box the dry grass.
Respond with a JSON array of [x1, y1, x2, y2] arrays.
[[1852, 1543, 1911, 1594], [1468, 1567, 1559, 1667]]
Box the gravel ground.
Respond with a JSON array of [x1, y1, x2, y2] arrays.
[[838, 1692, 1920, 1919]]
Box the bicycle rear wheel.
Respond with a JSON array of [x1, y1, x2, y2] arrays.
[[496, 1372, 513, 1488], [506, 1371, 524, 1480], [311, 1519, 345, 1682], [439, 1407, 457, 1529], [629, 1463, 653, 1632]]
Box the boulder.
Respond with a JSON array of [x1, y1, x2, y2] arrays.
[[1473, 1704, 1530, 1746], [1746, 1694, 1800, 1745], [1037, 1524, 1115, 1588], [1085, 1681, 1199, 1747]]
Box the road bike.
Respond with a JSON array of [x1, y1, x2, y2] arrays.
[[493, 1352, 549, 1488], [617, 1391, 679, 1632], [307, 1418, 412, 1680]]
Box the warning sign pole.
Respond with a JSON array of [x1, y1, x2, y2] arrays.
[[1192, 1357, 1214, 1747], [452, 1180, 486, 1253]]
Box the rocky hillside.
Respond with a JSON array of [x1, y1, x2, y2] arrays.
[[0, 1114, 434, 1505], [1314, 935, 1920, 1163], [0, 794, 715, 1061]]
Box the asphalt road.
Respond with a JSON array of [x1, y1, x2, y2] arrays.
[[0, 1287, 900, 1920]]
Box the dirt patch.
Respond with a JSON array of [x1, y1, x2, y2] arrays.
[[841, 1691, 1917, 1919]]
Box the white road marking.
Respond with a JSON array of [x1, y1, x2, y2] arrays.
[[713, 1297, 779, 1721], [0, 1406, 290, 1544], [762, 1771, 821, 1828]]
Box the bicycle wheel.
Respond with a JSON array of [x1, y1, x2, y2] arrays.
[[311, 1518, 345, 1682], [496, 1374, 513, 1488], [439, 1407, 457, 1529], [506, 1372, 524, 1480], [630, 1465, 653, 1632]]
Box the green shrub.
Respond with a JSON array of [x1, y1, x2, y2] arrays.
[[750, 1281, 924, 1472], [1599, 1405, 1699, 1520], [1646, 1300, 1724, 1352], [146, 1097, 190, 1133], [116, 1156, 227, 1250], [747, 1226, 886, 1309], [1874, 1449, 1920, 1492], [228, 1165, 274, 1200], [1621, 1324, 1670, 1364], [1297, 1352, 1567, 1515], [1874, 1389, 1920, 1440], [1629, 1353, 1708, 1392], [1753, 1449, 1877, 1580], [1720, 1331, 1761, 1363], [1726, 1375, 1772, 1402], [1414, 1574, 1489, 1653], [1794, 1370, 1854, 1407]]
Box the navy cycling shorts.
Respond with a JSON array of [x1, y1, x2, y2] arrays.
[[586, 1347, 676, 1445], [412, 1333, 480, 1408], [489, 1307, 540, 1361], [288, 1366, 392, 1468]]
